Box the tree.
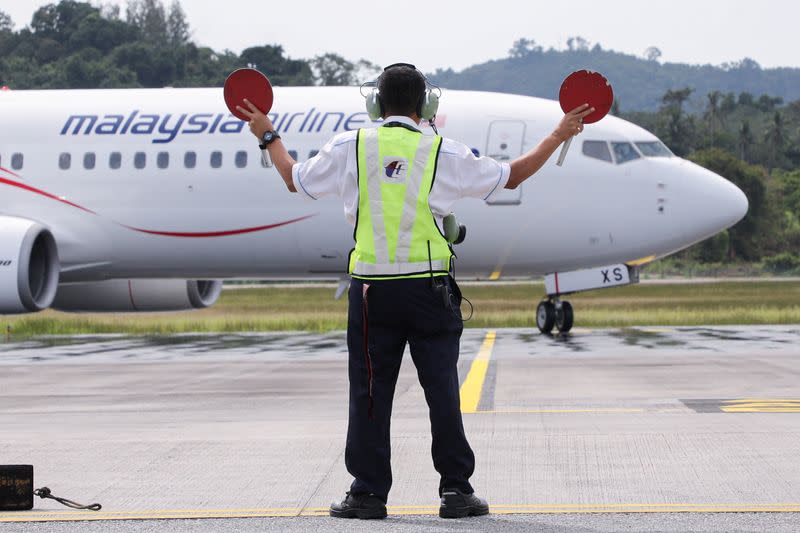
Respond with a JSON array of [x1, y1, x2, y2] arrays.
[[757, 94, 783, 112], [738, 121, 754, 162], [67, 11, 138, 53], [126, 0, 168, 45], [239, 45, 312, 86], [704, 91, 725, 143], [112, 41, 174, 86], [659, 88, 694, 155], [31, 1, 97, 44], [166, 0, 190, 47], [312, 53, 355, 86], [566, 36, 590, 52], [661, 87, 693, 113], [353, 59, 381, 83], [0, 10, 13, 33], [644, 46, 661, 62], [720, 92, 736, 116], [738, 92, 755, 107], [508, 38, 541, 59], [764, 112, 786, 171], [689, 149, 766, 260]]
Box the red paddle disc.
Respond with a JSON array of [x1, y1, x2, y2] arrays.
[[558, 70, 613, 124], [224, 68, 274, 121]]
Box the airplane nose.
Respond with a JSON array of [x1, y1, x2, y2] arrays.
[[708, 169, 749, 229], [665, 159, 751, 244]]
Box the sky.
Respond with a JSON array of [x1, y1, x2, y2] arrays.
[[2, 0, 797, 73]]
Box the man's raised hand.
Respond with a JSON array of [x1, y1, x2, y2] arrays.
[[236, 98, 273, 140]]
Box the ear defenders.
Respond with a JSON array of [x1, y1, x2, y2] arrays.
[[363, 63, 440, 122]]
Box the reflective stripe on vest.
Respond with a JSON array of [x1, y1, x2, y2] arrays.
[[349, 127, 451, 279]]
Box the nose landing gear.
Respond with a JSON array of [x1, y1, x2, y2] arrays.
[[536, 299, 574, 334]]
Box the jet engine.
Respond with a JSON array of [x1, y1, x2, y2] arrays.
[[0, 216, 60, 314], [52, 279, 223, 312]]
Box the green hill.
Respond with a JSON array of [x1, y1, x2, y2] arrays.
[[428, 42, 800, 113]]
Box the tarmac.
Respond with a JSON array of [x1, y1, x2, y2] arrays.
[[1, 325, 799, 532]]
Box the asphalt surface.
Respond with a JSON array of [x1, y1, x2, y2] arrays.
[[1, 326, 799, 532]]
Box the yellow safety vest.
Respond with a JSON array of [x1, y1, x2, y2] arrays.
[[348, 126, 452, 280]]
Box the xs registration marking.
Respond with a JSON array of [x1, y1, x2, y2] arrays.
[[601, 267, 625, 283], [544, 263, 637, 296]]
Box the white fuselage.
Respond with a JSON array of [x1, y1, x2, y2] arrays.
[[0, 87, 747, 282]]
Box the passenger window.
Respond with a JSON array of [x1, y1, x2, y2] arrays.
[[59, 153, 71, 170], [157, 152, 169, 169], [635, 141, 672, 157], [210, 151, 222, 168], [134, 152, 146, 169], [582, 141, 613, 163], [611, 142, 641, 164], [184, 151, 196, 169], [308, 150, 319, 159], [235, 151, 247, 168], [83, 152, 96, 170], [109, 152, 121, 169], [11, 153, 23, 170]]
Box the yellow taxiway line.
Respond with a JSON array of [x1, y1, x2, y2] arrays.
[[720, 398, 800, 412], [477, 408, 646, 414], [459, 330, 496, 413], [3, 503, 800, 522]]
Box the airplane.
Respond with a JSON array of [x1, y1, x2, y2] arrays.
[[0, 85, 748, 334]]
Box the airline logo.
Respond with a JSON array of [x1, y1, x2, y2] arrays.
[[60, 108, 381, 144], [383, 157, 408, 180], [60, 111, 245, 144]]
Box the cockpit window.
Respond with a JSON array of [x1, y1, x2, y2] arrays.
[[635, 141, 672, 157], [582, 141, 613, 163], [611, 142, 641, 164]]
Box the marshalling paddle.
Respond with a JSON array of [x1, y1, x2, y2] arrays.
[[224, 68, 275, 167], [556, 70, 614, 166]]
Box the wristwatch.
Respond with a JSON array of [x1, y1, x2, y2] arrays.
[[259, 130, 281, 150]]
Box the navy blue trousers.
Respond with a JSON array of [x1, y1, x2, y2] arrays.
[[345, 276, 475, 502]]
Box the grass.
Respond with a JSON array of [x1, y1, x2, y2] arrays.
[[2, 281, 800, 338]]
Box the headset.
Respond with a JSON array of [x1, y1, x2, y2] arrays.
[[361, 63, 442, 132]]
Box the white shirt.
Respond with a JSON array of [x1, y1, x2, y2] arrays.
[[291, 115, 511, 227]]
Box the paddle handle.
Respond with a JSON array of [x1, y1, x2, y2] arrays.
[[261, 148, 273, 168], [556, 136, 573, 167]]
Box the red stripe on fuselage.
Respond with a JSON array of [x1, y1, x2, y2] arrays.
[[0, 176, 96, 214], [122, 215, 316, 238], [0, 175, 315, 237], [0, 166, 22, 179]]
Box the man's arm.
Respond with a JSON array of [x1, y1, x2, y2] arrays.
[[237, 99, 297, 193], [506, 104, 595, 190]]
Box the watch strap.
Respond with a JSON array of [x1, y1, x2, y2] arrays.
[[259, 130, 281, 150]]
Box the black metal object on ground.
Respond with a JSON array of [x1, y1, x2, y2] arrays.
[[0, 465, 34, 511]]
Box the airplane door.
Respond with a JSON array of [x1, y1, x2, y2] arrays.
[[485, 120, 525, 205]]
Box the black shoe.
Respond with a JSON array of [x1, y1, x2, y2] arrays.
[[329, 492, 387, 519], [439, 489, 489, 518]]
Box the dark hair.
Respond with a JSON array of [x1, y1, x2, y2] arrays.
[[378, 65, 426, 117]]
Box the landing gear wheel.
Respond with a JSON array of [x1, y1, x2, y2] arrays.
[[555, 301, 574, 333], [536, 301, 556, 334]]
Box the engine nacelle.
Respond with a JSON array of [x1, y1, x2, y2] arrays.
[[0, 216, 60, 314], [52, 279, 223, 312]]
